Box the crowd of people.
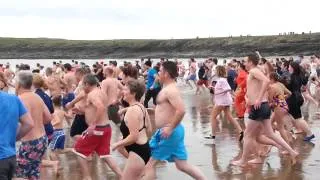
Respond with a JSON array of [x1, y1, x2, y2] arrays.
[[0, 53, 319, 179]]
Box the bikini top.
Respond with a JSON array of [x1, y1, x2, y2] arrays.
[[120, 104, 147, 139]]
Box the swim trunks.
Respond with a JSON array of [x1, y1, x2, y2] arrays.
[[62, 93, 75, 108], [74, 124, 111, 158], [187, 74, 197, 81], [15, 136, 48, 180], [248, 102, 271, 121], [197, 79, 209, 87], [49, 129, 65, 150], [108, 104, 121, 124], [149, 124, 187, 162], [70, 114, 88, 137]]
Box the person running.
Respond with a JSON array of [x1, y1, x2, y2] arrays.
[[204, 65, 243, 144], [268, 72, 294, 146], [0, 73, 34, 180], [226, 63, 237, 92], [144, 61, 206, 180], [286, 61, 315, 141], [111, 61, 121, 79], [73, 74, 122, 180], [196, 62, 209, 95], [33, 74, 55, 144], [144, 60, 161, 108], [62, 63, 77, 108], [49, 96, 73, 163], [66, 67, 90, 139], [0, 71, 9, 92], [186, 58, 197, 89], [112, 79, 152, 180], [45, 67, 64, 97], [234, 62, 248, 119], [231, 54, 298, 167], [4, 64, 15, 86], [15, 71, 53, 180], [101, 66, 124, 125]]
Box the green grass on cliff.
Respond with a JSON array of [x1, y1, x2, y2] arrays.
[[0, 33, 319, 48], [0, 33, 319, 58]]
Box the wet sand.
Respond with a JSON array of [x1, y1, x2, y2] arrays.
[[40, 88, 320, 180]]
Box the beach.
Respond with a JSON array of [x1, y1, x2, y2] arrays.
[[38, 85, 320, 180]]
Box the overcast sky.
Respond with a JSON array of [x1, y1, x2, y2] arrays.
[[0, 0, 319, 40]]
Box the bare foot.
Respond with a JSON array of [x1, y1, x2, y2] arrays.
[[295, 131, 304, 134], [248, 157, 263, 164], [281, 150, 289, 155], [231, 160, 247, 167], [260, 145, 272, 157]]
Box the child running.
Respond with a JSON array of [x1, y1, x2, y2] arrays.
[[49, 96, 72, 162]]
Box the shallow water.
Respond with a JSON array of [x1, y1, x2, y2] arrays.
[[40, 87, 320, 180]]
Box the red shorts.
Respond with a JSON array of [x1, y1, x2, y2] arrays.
[[74, 124, 111, 158], [197, 79, 209, 87]]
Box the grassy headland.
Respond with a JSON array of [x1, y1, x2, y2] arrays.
[[0, 33, 319, 59]]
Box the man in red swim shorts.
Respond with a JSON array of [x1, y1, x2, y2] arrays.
[[72, 74, 122, 180]]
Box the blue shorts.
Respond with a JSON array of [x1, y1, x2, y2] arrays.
[[62, 93, 75, 108], [187, 74, 197, 81], [149, 124, 187, 162], [49, 129, 65, 150]]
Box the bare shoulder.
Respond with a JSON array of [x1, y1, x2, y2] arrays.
[[250, 68, 261, 75], [127, 105, 142, 115], [166, 84, 181, 98]]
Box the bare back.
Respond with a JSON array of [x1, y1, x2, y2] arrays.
[[19, 92, 51, 141], [52, 109, 65, 129], [268, 82, 290, 102], [46, 75, 62, 96], [101, 78, 122, 106], [64, 72, 77, 93]]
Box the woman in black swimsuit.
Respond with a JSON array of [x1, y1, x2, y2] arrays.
[[112, 79, 152, 180], [286, 61, 315, 141]]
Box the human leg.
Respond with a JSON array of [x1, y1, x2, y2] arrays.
[[210, 106, 223, 137], [144, 90, 153, 108], [143, 158, 158, 180], [121, 152, 146, 180], [262, 119, 298, 162], [174, 159, 206, 180], [231, 119, 261, 166], [77, 156, 91, 180], [224, 107, 243, 141]]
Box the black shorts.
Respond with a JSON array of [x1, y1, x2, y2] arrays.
[[0, 156, 16, 180], [248, 102, 271, 121], [70, 114, 88, 137]]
